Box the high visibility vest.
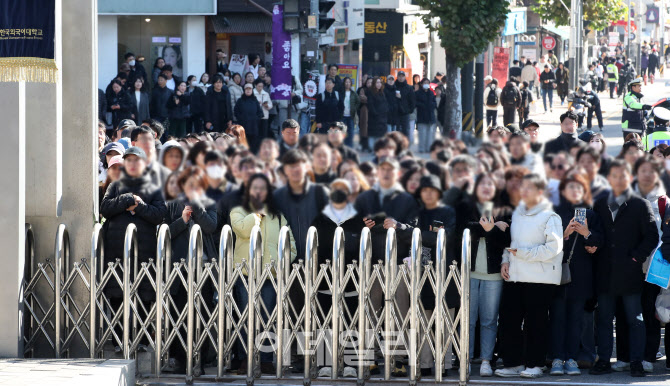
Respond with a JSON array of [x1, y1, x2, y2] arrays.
[[622, 92, 645, 132], [643, 130, 670, 150]]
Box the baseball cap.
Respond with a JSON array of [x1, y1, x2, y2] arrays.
[[521, 119, 540, 130], [397, 71, 406, 76], [330, 178, 352, 194], [244, 83, 253, 89], [118, 119, 135, 130], [102, 142, 125, 156], [123, 146, 147, 161], [378, 156, 399, 169], [107, 155, 123, 168]]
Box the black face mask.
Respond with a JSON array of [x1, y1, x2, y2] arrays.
[[330, 189, 348, 204]]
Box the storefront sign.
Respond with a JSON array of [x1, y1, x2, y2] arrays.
[[152, 36, 167, 43], [333, 28, 349, 46], [503, 10, 526, 36], [0, 0, 58, 83], [336, 64, 358, 85], [168, 37, 181, 44], [542, 36, 556, 50], [271, 5, 292, 100], [608, 31, 619, 46], [99, 0, 216, 15], [228, 54, 248, 77], [364, 11, 403, 46], [492, 47, 510, 86], [522, 48, 536, 62]]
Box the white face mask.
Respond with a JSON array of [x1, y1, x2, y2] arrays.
[[129, 60, 136, 67], [665, 159, 670, 171], [223, 76, 230, 82], [422, 84, 430, 90], [588, 141, 603, 152], [206, 165, 225, 180], [191, 80, 198, 87]]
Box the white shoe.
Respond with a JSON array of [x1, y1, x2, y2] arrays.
[[520, 366, 544, 378], [480, 360, 493, 377], [657, 351, 664, 360], [642, 360, 654, 373], [318, 366, 332, 377], [495, 365, 525, 377], [343, 366, 357, 377], [611, 361, 630, 372]]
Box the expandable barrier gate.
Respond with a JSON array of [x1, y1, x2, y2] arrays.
[[22, 223, 472, 386]]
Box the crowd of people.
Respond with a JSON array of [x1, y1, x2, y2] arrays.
[[96, 48, 670, 380]]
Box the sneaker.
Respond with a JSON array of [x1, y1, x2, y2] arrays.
[[630, 361, 646, 377], [260, 362, 275, 374], [611, 360, 630, 372], [391, 364, 407, 377], [641, 360, 654, 373], [318, 366, 332, 378], [565, 359, 581, 375], [577, 359, 593, 369], [495, 365, 525, 377], [343, 366, 357, 377], [520, 366, 544, 378], [657, 351, 664, 360], [589, 360, 612, 375], [550, 359, 565, 375], [480, 360, 493, 377]]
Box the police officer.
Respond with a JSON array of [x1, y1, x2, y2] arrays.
[[584, 83, 603, 132], [622, 77, 652, 140], [606, 58, 619, 99], [642, 106, 670, 150]]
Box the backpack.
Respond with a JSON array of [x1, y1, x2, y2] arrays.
[[502, 86, 517, 106], [321, 91, 339, 102], [486, 86, 499, 106]]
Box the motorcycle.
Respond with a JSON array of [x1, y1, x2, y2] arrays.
[[644, 97, 670, 133]]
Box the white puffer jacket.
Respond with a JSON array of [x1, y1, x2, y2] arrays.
[[502, 198, 564, 285]]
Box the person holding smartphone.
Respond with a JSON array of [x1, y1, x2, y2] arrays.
[[549, 174, 602, 376], [495, 174, 564, 379], [454, 172, 513, 377]]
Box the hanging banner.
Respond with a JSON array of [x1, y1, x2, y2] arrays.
[[271, 4, 292, 100], [228, 54, 248, 77], [336, 64, 359, 86], [0, 0, 58, 83], [492, 47, 510, 86]]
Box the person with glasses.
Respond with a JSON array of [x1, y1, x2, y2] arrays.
[[546, 152, 572, 206], [521, 119, 542, 153]]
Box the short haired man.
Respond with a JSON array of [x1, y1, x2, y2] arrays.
[[279, 119, 301, 158], [315, 78, 345, 134], [131, 126, 170, 186], [544, 111, 580, 155], [590, 159, 658, 377], [327, 122, 360, 164]]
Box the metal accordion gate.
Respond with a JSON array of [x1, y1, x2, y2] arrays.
[[22, 222, 472, 385]]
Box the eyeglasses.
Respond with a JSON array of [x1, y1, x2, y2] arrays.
[[551, 164, 566, 170], [327, 129, 342, 134]]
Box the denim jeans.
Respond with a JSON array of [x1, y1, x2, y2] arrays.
[[299, 111, 311, 137], [596, 292, 645, 363], [342, 116, 355, 148], [397, 114, 411, 139], [417, 123, 435, 153], [577, 310, 597, 364], [233, 277, 277, 363], [469, 278, 503, 360], [485, 110, 498, 127], [549, 292, 586, 360], [541, 88, 553, 112], [408, 119, 416, 149]]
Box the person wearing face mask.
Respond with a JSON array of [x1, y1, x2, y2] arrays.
[[203, 150, 233, 202], [216, 155, 263, 232], [230, 173, 297, 374], [187, 75, 206, 133], [309, 178, 365, 377], [415, 78, 438, 153], [125, 52, 148, 86], [163, 166, 218, 374]]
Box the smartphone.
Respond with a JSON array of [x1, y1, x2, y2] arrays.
[[482, 202, 494, 219], [575, 208, 586, 225], [432, 220, 444, 231]]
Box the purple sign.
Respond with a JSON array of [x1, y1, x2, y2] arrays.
[[271, 4, 292, 100]]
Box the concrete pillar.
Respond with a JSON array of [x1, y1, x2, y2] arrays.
[[182, 16, 206, 79], [98, 15, 118, 91], [0, 82, 26, 357], [60, 0, 99, 357]]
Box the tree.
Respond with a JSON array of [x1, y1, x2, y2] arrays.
[[532, 0, 627, 31], [415, 0, 510, 137]]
